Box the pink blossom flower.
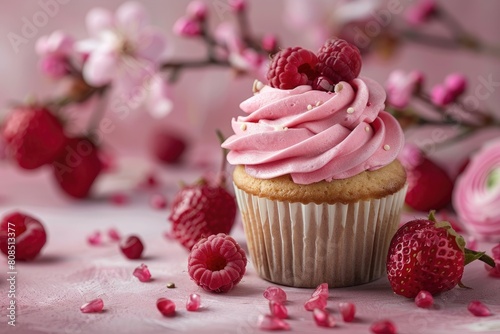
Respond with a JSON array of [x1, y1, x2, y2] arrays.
[[77, 2, 171, 117], [385, 70, 424, 109], [453, 139, 500, 241], [173, 16, 202, 37], [405, 0, 437, 26], [78, 2, 166, 87], [186, 1, 208, 21], [430, 84, 454, 107], [444, 73, 467, 97], [35, 31, 74, 78]]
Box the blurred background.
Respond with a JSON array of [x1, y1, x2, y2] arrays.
[[0, 0, 499, 205]]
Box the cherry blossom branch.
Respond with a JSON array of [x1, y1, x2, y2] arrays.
[[397, 3, 500, 58]]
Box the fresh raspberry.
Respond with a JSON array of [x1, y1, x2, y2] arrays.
[[2, 106, 67, 169], [316, 38, 362, 84], [0, 212, 47, 260], [169, 180, 236, 250], [52, 137, 102, 199], [267, 47, 318, 89], [188, 233, 247, 293]]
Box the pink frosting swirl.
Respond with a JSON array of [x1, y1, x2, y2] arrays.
[[222, 77, 404, 184], [453, 139, 500, 240]]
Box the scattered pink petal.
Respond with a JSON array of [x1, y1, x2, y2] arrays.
[[468, 301, 492, 317], [339, 302, 356, 322], [157, 298, 176, 316], [263, 286, 287, 304], [370, 320, 397, 334], [108, 228, 121, 242], [313, 308, 335, 328], [257, 314, 290, 331], [120, 235, 144, 259], [133, 263, 151, 282], [110, 193, 129, 206], [87, 231, 102, 246], [269, 301, 288, 319], [186, 293, 201, 311], [80, 298, 104, 313], [415, 290, 434, 308], [150, 194, 167, 210]]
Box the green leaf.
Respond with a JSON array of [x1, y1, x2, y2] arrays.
[[464, 249, 496, 267]]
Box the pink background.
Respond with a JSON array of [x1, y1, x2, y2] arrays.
[[0, 0, 499, 176]]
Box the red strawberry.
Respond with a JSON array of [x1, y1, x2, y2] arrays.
[[267, 47, 318, 89], [152, 130, 187, 164], [386, 212, 495, 298], [1, 106, 67, 169], [52, 137, 102, 199], [316, 38, 362, 84], [399, 144, 454, 211], [169, 179, 237, 250]]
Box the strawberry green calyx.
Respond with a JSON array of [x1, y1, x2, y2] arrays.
[[428, 211, 496, 268]]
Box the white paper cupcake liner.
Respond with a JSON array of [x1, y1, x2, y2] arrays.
[[234, 184, 407, 288]]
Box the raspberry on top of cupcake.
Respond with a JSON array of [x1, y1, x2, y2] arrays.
[[222, 38, 404, 185]]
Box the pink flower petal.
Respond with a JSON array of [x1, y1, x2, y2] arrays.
[[83, 50, 119, 86], [86, 7, 114, 37], [35, 31, 74, 56], [135, 28, 167, 63], [116, 1, 149, 39], [146, 76, 172, 118]]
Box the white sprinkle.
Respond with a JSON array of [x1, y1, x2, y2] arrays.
[[347, 107, 355, 114], [383, 144, 391, 151], [365, 126, 370, 132], [307, 104, 313, 110], [334, 83, 343, 93], [315, 101, 323, 107], [252, 80, 264, 94], [240, 123, 247, 131]]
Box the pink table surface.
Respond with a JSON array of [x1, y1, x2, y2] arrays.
[[1, 160, 500, 334]]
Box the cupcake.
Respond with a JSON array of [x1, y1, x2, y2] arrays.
[[222, 39, 407, 288]]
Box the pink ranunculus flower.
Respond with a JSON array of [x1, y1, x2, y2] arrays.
[[453, 139, 500, 241], [77, 2, 170, 117], [35, 31, 74, 78], [385, 70, 424, 109]]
